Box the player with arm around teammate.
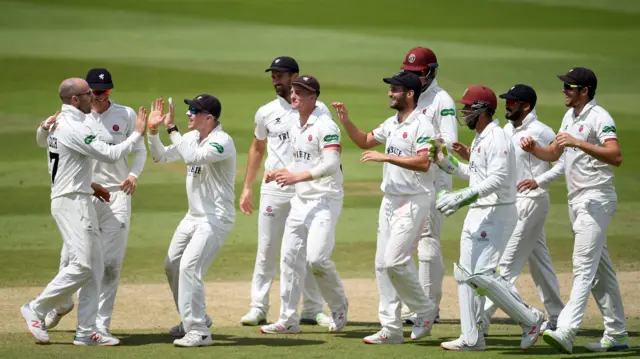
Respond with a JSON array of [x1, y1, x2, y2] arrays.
[[521, 67, 630, 353], [36, 68, 148, 337], [430, 86, 544, 351], [399, 47, 457, 324], [147, 95, 236, 347], [259, 76, 348, 334], [332, 71, 438, 344], [239, 56, 333, 327], [21, 78, 146, 346]]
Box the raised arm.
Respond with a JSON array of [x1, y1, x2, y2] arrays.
[[36, 111, 59, 148], [331, 102, 380, 149], [126, 107, 147, 178]]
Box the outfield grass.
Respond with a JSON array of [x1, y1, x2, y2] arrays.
[[1, 0, 639, 357]]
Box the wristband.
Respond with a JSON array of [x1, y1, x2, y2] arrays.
[[167, 125, 178, 134]]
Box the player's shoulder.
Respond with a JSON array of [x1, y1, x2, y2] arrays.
[[257, 98, 285, 115], [432, 86, 455, 104], [590, 104, 613, 121], [314, 113, 340, 132], [110, 103, 136, 117]]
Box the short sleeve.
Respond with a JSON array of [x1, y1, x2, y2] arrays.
[[319, 119, 341, 150], [539, 126, 556, 147], [315, 101, 332, 118], [254, 109, 267, 141], [371, 121, 388, 144], [416, 115, 435, 154], [595, 111, 618, 144]]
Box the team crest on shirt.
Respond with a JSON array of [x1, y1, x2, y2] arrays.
[[579, 125, 584, 132], [402, 132, 407, 139], [113, 124, 120, 132], [308, 135, 313, 142], [479, 231, 488, 241]]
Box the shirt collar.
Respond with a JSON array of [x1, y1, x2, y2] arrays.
[[61, 104, 86, 121], [513, 109, 538, 132], [297, 106, 323, 128], [573, 99, 596, 120], [478, 119, 498, 139]]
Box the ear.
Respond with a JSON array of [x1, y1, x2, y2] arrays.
[[291, 73, 299, 81]]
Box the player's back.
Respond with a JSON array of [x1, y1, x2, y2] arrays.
[[46, 106, 94, 200]]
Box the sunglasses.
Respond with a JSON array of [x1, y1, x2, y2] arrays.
[[74, 90, 92, 97], [506, 99, 521, 107], [91, 89, 112, 96], [187, 106, 209, 116], [563, 83, 583, 91]]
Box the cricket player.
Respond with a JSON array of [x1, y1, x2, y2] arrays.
[[259, 75, 348, 334], [36, 68, 148, 337], [451, 85, 565, 335], [147, 95, 236, 347], [521, 67, 630, 353], [239, 56, 332, 327], [332, 71, 438, 344], [399, 47, 457, 324], [430, 85, 544, 351], [21, 77, 146, 346]]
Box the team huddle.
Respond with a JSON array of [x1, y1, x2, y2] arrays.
[[19, 47, 630, 353]]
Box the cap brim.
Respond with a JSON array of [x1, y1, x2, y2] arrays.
[[456, 99, 474, 105], [183, 99, 206, 111], [400, 64, 427, 72], [291, 82, 317, 93], [265, 66, 298, 73], [88, 83, 113, 90], [498, 93, 519, 100], [383, 77, 403, 86], [557, 74, 575, 83]]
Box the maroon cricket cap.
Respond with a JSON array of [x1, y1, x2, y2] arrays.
[[292, 75, 320, 96], [401, 47, 438, 72], [457, 85, 497, 111]]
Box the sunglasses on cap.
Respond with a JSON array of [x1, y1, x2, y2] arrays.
[[187, 106, 209, 116], [91, 89, 111, 96]]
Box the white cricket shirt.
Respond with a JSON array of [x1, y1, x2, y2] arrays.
[[558, 99, 618, 204], [45, 104, 141, 200], [289, 107, 343, 200], [371, 112, 435, 196], [85, 102, 147, 189], [416, 79, 458, 192], [148, 125, 236, 232], [254, 97, 330, 197], [467, 120, 517, 207], [503, 110, 556, 198]]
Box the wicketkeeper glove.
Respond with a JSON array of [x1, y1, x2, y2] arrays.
[[436, 187, 479, 216], [428, 138, 461, 175]]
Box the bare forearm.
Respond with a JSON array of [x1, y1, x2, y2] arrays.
[[531, 144, 562, 162], [385, 155, 430, 172], [243, 145, 265, 190], [577, 140, 622, 166], [341, 116, 369, 149]]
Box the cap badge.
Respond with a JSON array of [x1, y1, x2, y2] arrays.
[[408, 54, 416, 63], [303, 77, 309, 81], [98, 74, 105, 80], [510, 86, 515, 90], [197, 96, 202, 100], [275, 58, 281, 63]]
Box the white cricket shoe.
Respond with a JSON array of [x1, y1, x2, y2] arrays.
[[540, 320, 556, 333], [44, 303, 74, 330], [240, 308, 267, 326], [20, 303, 49, 344], [73, 332, 120, 346], [169, 315, 213, 338], [520, 308, 544, 350], [410, 315, 433, 340], [300, 312, 334, 327], [585, 335, 631, 352], [542, 329, 573, 354], [173, 331, 213, 347], [440, 335, 486, 351], [363, 328, 404, 344], [328, 300, 348, 333], [260, 322, 301, 334]]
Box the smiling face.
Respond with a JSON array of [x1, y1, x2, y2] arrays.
[[388, 84, 410, 111], [562, 83, 589, 108], [91, 89, 111, 112], [271, 71, 295, 99], [186, 106, 213, 131], [290, 85, 316, 111]]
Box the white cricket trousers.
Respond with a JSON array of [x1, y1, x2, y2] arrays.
[[458, 204, 517, 345], [417, 191, 446, 311], [378, 194, 437, 333], [164, 214, 228, 336], [556, 200, 627, 338], [31, 194, 103, 337], [484, 195, 564, 325], [249, 193, 325, 315], [278, 196, 347, 327]]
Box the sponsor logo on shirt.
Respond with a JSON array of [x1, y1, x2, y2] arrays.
[[602, 125, 616, 134], [386, 145, 403, 156], [416, 136, 430, 144], [48, 136, 58, 149], [278, 132, 290, 141], [188, 166, 202, 176], [324, 134, 339, 143], [208, 142, 224, 153], [440, 108, 456, 116], [294, 150, 312, 161], [84, 135, 96, 144]]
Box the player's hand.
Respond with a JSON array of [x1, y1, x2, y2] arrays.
[[239, 188, 254, 215], [517, 179, 538, 194], [91, 183, 110, 203], [555, 132, 580, 148], [264, 170, 277, 184], [520, 136, 537, 152], [274, 170, 300, 187], [436, 187, 478, 216], [164, 98, 175, 128], [135, 106, 147, 135], [147, 98, 166, 130], [360, 151, 387, 163], [331, 102, 349, 123], [452, 141, 471, 161], [41, 111, 60, 131], [120, 175, 138, 195], [429, 138, 460, 175]]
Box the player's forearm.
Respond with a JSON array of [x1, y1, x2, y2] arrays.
[[531, 144, 562, 162], [384, 155, 430, 172], [534, 159, 564, 188], [148, 133, 169, 163], [340, 116, 369, 149], [473, 168, 507, 198], [243, 142, 266, 190], [577, 140, 622, 167], [89, 132, 140, 164], [128, 144, 147, 178]]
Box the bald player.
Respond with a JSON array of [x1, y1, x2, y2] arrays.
[[21, 78, 145, 346]]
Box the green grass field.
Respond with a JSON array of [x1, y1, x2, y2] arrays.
[[1, 0, 640, 357]]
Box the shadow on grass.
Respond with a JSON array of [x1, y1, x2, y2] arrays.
[[117, 332, 325, 347]]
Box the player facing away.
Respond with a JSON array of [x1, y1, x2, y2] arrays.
[[399, 47, 457, 324], [36, 68, 148, 337], [147, 95, 236, 347], [21, 78, 146, 346], [332, 72, 438, 344], [521, 67, 630, 353], [239, 56, 333, 327], [259, 75, 348, 334], [430, 86, 544, 351]]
